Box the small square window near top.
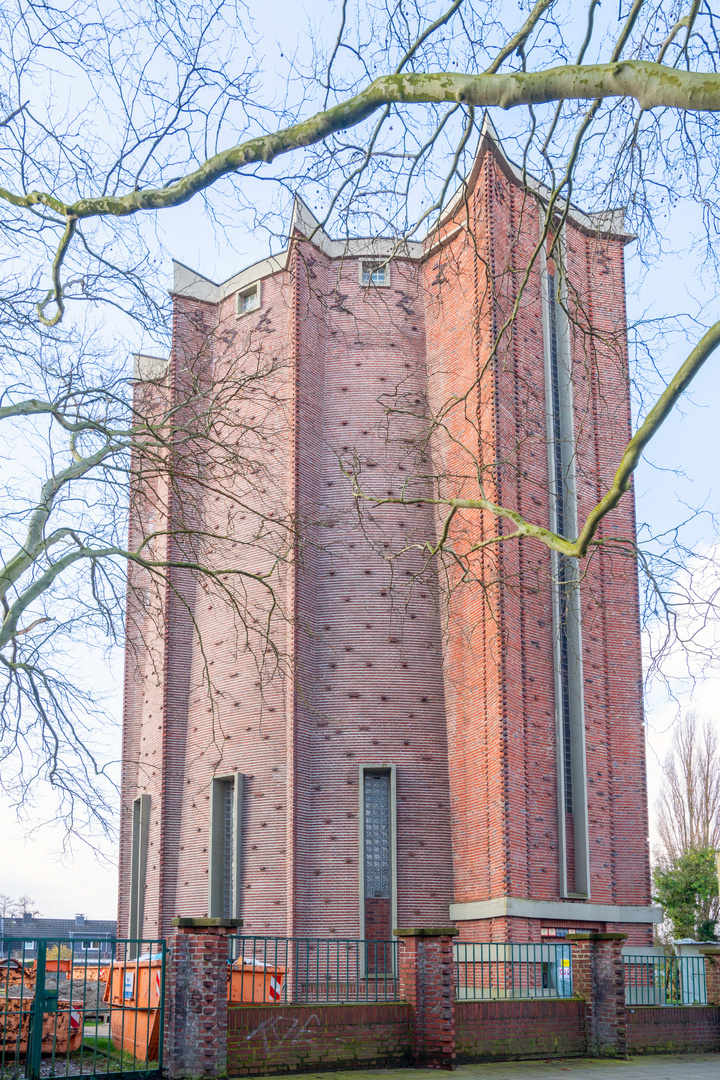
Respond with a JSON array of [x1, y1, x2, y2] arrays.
[[236, 282, 261, 317], [360, 260, 389, 287]]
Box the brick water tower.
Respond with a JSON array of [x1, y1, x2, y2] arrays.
[[119, 120, 659, 946]]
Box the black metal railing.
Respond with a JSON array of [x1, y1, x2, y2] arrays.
[[454, 942, 573, 1000], [0, 937, 165, 1079], [227, 936, 399, 1004]]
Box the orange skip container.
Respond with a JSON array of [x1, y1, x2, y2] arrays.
[[228, 957, 285, 1004], [103, 958, 162, 1061], [45, 959, 72, 975], [0, 1000, 84, 1056]]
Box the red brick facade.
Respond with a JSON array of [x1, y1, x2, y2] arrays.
[[703, 950, 720, 1005], [120, 126, 655, 945]]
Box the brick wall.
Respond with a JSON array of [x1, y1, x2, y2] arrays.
[[226, 997, 588, 1076], [227, 1002, 411, 1075], [455, 999, 586, 1062], [627, 1006, 720, 1053], [365, 897, 391, 946], [289, 246, 455, 939], [225, 999, 720, 1076], [120, 278, 294, 937], [703, 951, 720, 1005], [203, 932, 720, 1078]]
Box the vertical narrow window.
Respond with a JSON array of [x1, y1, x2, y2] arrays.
[[543, 258, 590, 900], [209, 773, 243, 919], [129, 794, 150, 951], [547, 276, 573, 817], [359, 766, 397, 972], [223, 780, 235, 919], [365, 771, 391, 902]]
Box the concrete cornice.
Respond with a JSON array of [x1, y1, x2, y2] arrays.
[[171, 198, 424, 306], [172, 916, 243, 928], [429, 114, 635, 245], [170, 120, 633, 306], [171, 254, 288, 305], [291, 197, 424, 262], [133, 353, 169, 381], [395, 927, 459, 937], [449, 896, 663, 924]]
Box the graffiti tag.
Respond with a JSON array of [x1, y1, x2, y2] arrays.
[[245, 1012, 320, 1053]]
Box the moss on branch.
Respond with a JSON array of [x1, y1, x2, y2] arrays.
[[1, 61, 719, 223]]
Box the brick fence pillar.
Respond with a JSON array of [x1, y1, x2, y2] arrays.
[[164, 916, 242, 1079], [700, 946, 720, 1005], [396, 926, 458, 1069], [568, 932, 627, 1058]]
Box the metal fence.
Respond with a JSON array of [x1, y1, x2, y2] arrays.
[[454, 942, 573, 1000], [624, 953, 707, 1006], [227, 936, 399, 1004], [1, 937, 165, 1080]]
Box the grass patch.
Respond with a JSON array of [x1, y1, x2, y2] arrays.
[[78, 1034, 158, 1071]]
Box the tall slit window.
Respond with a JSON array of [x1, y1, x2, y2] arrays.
[[359, 766, 396, 968], [222, 780, 235, 917], [544, 256, 590, 899], [209, 773, 243, 919], [547, 274, 573, 815], [129, 793, 150, 950], [364, 771, 391, 900]]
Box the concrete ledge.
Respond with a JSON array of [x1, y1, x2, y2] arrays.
[[449, 896, 663, 924], [395, 927, 459, 937], [171, 916, 243, 928], [133, 353, 169, 381], [566, 932, 628, 942]]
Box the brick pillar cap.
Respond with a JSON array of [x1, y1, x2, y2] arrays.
[[394, 927, 459, 937], [566, 932, 627, 941], [171, 917, 243, 928]]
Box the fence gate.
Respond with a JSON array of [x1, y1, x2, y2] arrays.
[[0, 938, 165, 1079]]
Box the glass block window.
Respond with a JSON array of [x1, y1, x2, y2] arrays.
[[363, 771, 391, 899], [209, 773, 243, 919], [222, 779, 235, 919]]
